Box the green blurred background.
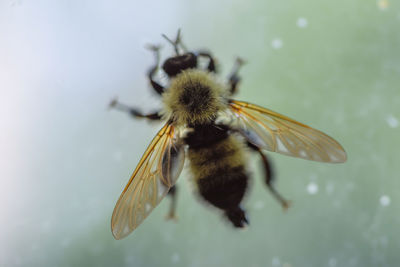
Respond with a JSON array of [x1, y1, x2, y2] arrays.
[[1, 0, 399, 266]]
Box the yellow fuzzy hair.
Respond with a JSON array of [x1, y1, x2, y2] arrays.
[[188, 135, 247, 181], [162, 69, 228, 126]]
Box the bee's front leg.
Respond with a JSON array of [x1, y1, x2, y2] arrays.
[[109, 98, 162, 121], [146, 44, 165, 95], [197, 51, 217, 73], [228, 57, 245, 96]]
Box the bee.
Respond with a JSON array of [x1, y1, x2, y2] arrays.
[[109, 30, 347, 240]]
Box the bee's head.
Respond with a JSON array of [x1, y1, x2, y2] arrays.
[[160, 30, 197, 77], [162, 53, 198, 77], [162, 70, 227, 125]]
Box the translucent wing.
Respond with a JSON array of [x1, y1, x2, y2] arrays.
[[229, 100, 347, 163], [111, 122, 185, 239]]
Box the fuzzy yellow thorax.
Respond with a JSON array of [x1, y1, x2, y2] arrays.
[[162, 69, 227, 126]]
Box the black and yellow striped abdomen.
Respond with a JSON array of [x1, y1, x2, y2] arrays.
[[184, 123, 250, 227], [188, 135, 246, 183]]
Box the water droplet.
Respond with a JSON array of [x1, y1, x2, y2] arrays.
[[307, 182, 318, 194], [145, 203, 152, 212], [329, 258, 337, 267], [377, 0, 389, 10], [254, 200, 265, 210], [272, 257, 281, 266], [171, 253, 180, 263], [380, 236, 388, 246], [297, 17, 308, 28], [385, 114, 398, 128], [380, 195, 390, 206], [271, 38, 283, 49], [125, 255, 135, 265]]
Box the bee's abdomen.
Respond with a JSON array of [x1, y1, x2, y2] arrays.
[[196, 165, 248, 210], [186, 126, 249, 226], [185, 125, 246, 183], [184, 123, 230, 149]]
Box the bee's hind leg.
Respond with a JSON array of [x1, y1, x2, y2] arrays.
[[165, 185, 178, 221], [109, 98, 162, 121], [247, 142, 291, 210]]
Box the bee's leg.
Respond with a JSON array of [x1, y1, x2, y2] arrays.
[[109, 98, 162, 121], [228, 58, 245, 95], [165, 185, 178, 221], [247, 142, 291, 210], [146, 44, 165, 95], [197, 51, 217, 73]]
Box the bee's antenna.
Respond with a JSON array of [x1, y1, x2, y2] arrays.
[[162, 29, 186, 55], [175, 28, 182, 47], [176, 29, 188, 53]]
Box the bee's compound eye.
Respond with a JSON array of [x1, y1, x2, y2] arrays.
[[162, 53, 197, 77]]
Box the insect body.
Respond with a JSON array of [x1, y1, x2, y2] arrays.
[[110, 31, 347, 240]]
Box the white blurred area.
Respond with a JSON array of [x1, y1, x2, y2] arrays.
[[0, 0, 184, 264]]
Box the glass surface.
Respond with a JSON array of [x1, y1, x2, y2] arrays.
[[1, 0, 399, 266]]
